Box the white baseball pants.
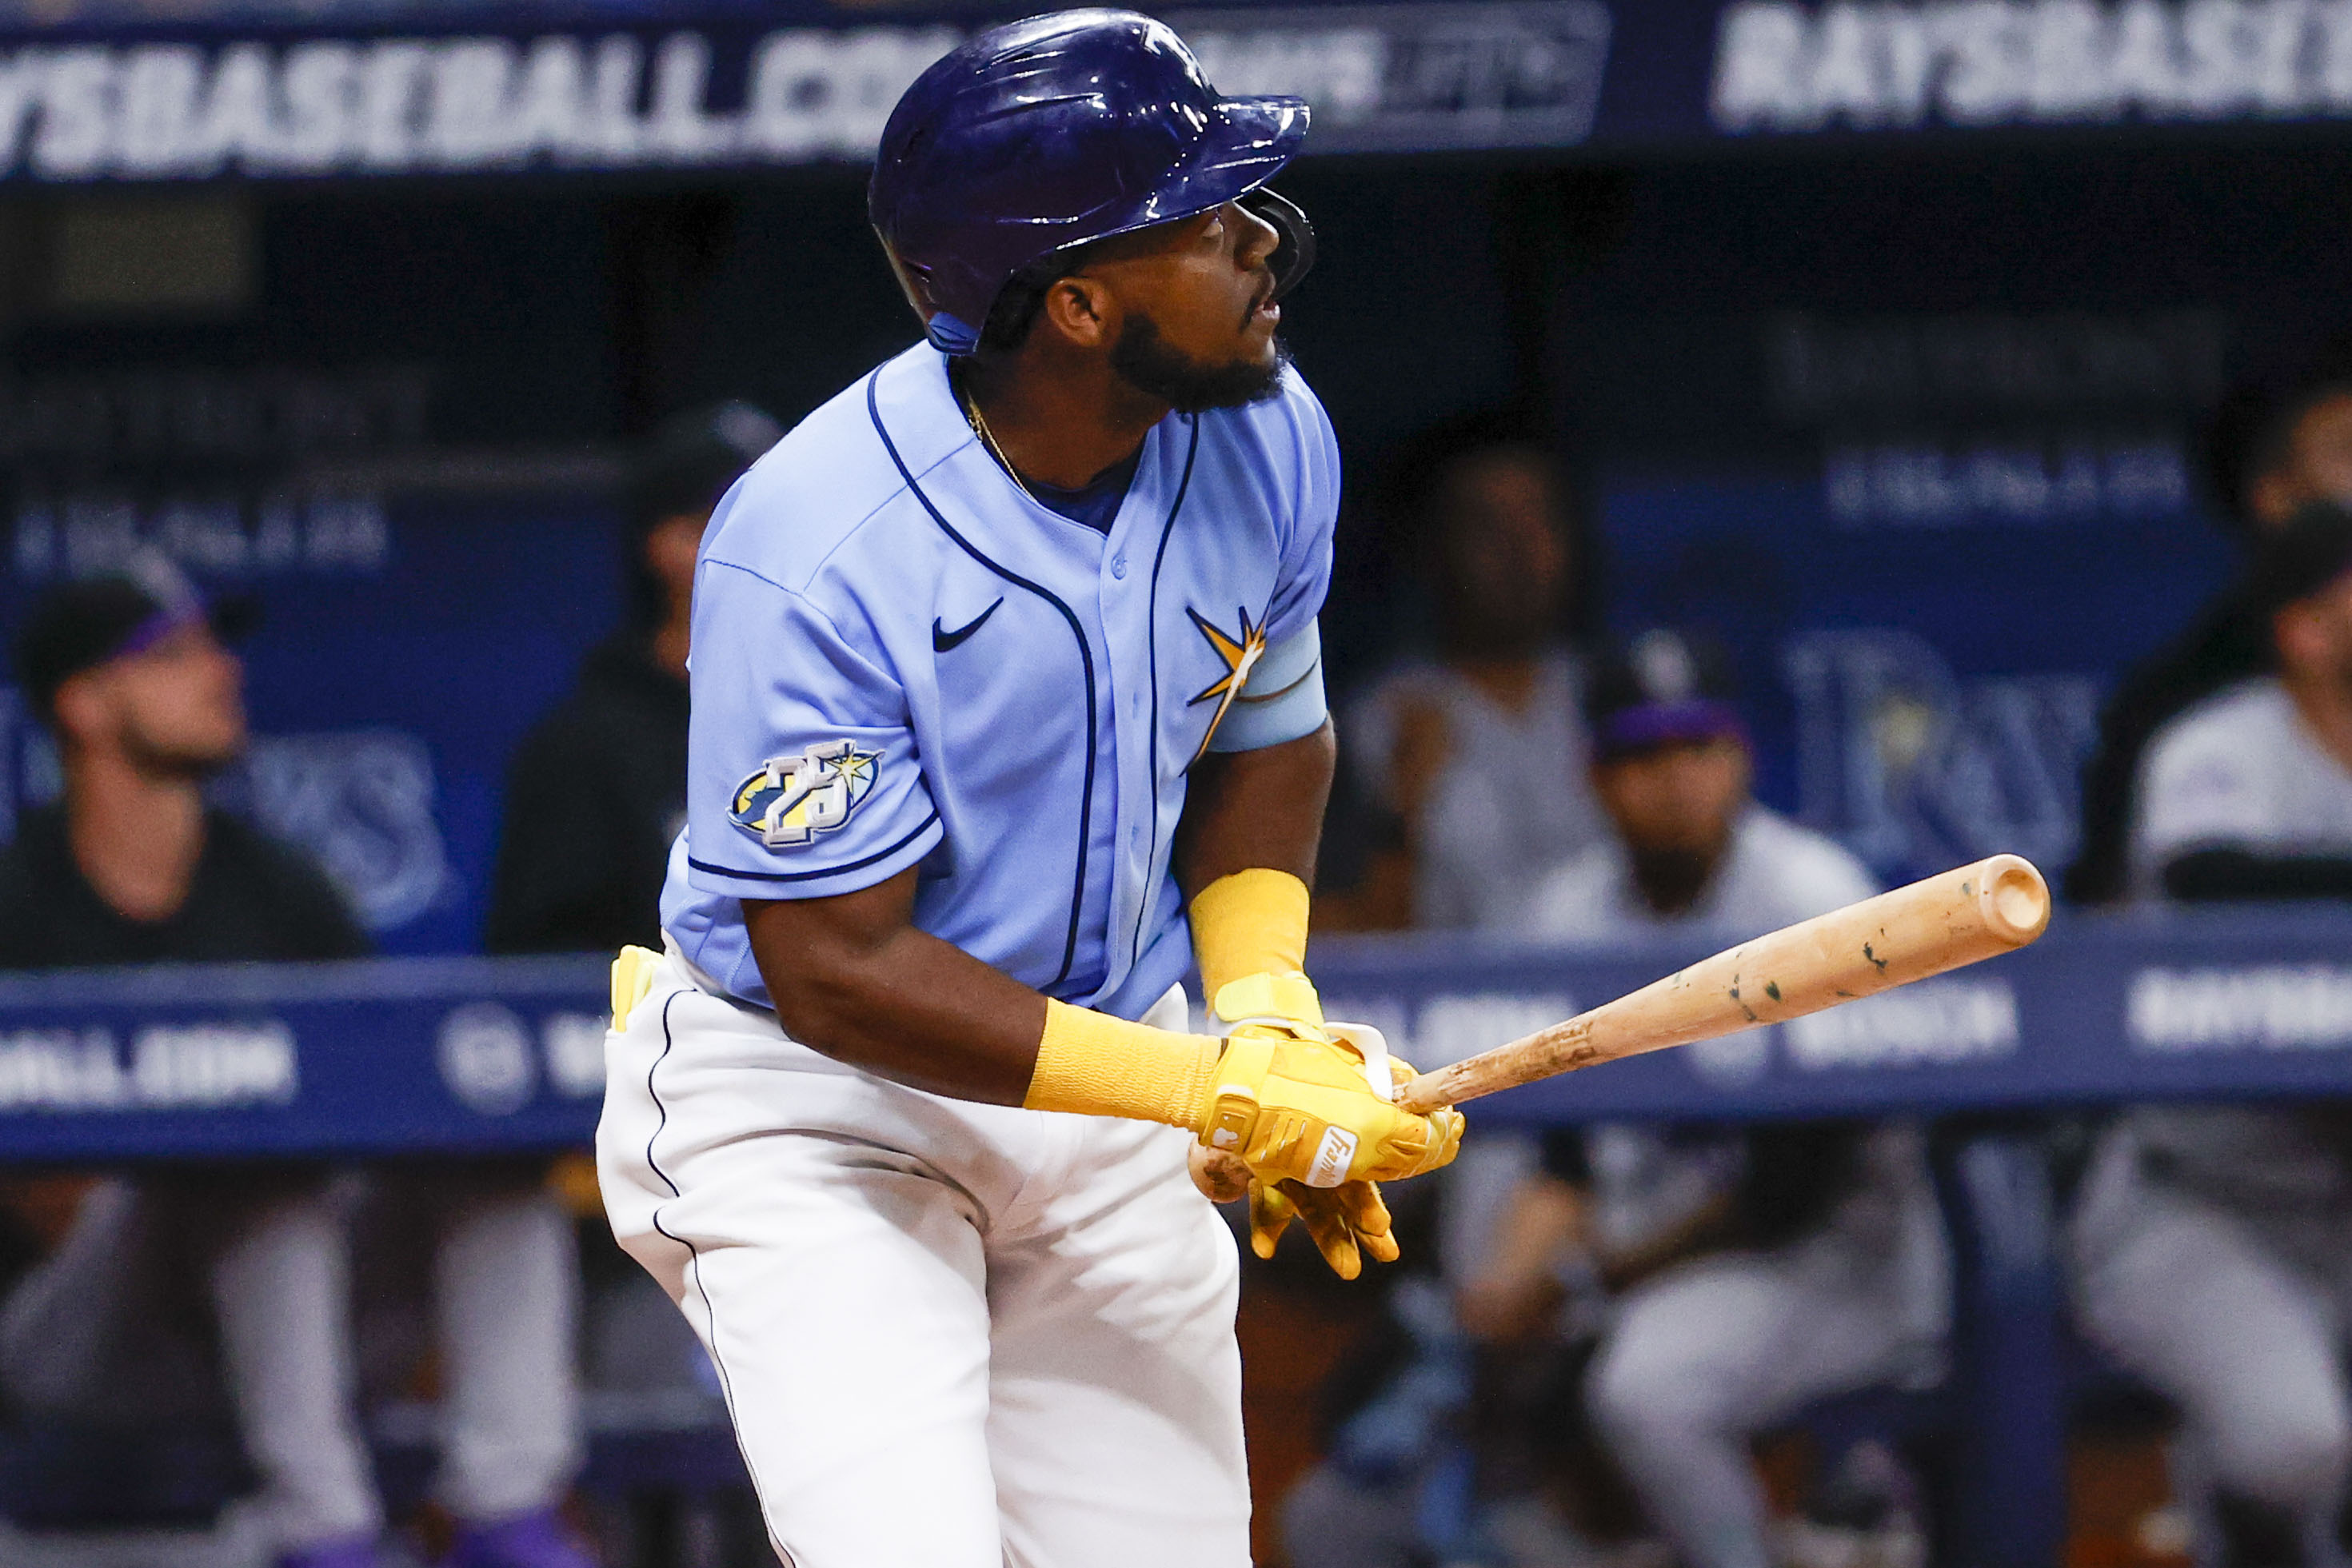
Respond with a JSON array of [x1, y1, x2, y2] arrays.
[[597, 950, 1250, 1568], [1586, 1127, 1949, 1568], [2071, 1123, 2352, 1564], [0, 1169, 581, 1550]]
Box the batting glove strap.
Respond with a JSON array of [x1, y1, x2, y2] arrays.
[[1210, 970, 1328, 1039], [1199, 1033, 1464, 1189]]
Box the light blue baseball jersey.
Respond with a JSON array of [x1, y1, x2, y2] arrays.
[[659, 342, 1338, 1019]]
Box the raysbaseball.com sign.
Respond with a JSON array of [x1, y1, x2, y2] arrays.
[[0, 2, 1611, 181]]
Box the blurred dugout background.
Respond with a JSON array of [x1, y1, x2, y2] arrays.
[[0, 2, 2349, 1567]]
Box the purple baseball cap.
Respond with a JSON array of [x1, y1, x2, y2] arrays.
[[14, 554, 254, 726], [1583, 629, 1747, 761]]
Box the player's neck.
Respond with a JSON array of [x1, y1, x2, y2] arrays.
[[957, 351, 1167, 492], [64, 752, 206, 923], [2284, 666, 2352, 780]]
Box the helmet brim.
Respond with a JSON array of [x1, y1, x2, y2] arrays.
[[1057, 94, 1311, 257]]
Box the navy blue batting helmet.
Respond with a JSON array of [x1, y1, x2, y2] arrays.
[[869, 9, 1313, 356]]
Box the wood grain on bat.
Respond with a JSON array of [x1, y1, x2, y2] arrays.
[[1397, 853, 2050, 1114]]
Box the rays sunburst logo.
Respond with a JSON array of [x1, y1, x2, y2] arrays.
[[1186, 606, 1268, 762]]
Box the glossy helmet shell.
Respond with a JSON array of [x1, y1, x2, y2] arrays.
[[869, 9, 1312, 355]]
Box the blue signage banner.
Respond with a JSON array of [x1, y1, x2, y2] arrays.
[[0, 0, 2346, 182], [0, 909, 2346, 1163]]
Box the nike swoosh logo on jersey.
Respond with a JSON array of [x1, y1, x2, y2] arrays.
[[932, 599, 1004, 652]]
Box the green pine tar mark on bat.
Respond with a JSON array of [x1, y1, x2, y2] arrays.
[[1863, 943, 1888, 972], [1726, 975, 1759, 1023], [1764, 980, 1782, 1001]]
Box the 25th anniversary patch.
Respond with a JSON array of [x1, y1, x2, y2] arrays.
[[729, 741, 880, 848]]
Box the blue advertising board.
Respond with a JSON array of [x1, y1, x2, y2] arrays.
[[0, 1, 2347, 182], [0, 909, 2346, 1162]]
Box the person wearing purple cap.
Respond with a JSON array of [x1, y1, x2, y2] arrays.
[[0, 559, 593, 1568], [1458, 632, 1944, 1568], [1507, 629, 1868, 940]]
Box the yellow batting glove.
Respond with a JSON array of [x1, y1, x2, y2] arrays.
[[1206, 972, 1424, 1275], [1248, 1178, 1401, 1281], [610, 944, 662, 1023], [1197, 1025, 1462, 1189]]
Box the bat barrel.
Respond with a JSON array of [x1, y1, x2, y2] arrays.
[[1395, 852, 2051, 1115]]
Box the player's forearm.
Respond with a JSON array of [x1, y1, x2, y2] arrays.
[[1174, 721, 1335, 900], [745, 888, 1050, 1103]]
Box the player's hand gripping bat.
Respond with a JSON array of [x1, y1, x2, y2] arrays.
[[1394, 853, 2052, 1115]]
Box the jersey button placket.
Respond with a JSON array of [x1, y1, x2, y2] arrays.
[[1110, 554, 1128, 579]]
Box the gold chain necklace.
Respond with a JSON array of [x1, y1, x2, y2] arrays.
[[952, 365, 1038, 505]]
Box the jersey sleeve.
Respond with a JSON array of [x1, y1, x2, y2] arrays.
[[681, 560, 943, 901], [2136, 717, 2274, 872], [1261, 373, 1340, 648]]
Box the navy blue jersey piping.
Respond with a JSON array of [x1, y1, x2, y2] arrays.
[[865, 369, 1097, 993], [689, 810, 940, 885], [642, 991, 774, 1515], [1130, 416, 1203, 968]]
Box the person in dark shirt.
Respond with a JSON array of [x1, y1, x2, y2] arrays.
[[485, 401, 781, 954], [2069, 348, 2352, 904], [0, 565, 365, 966], [0, 561, 593, 1568]]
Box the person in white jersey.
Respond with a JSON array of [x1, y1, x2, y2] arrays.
[[1341, 420, 1605, 929], [1499, 630, 1948, 1568], [2075, 502, 2352, 1568], [594, 14, 1462, 1568]]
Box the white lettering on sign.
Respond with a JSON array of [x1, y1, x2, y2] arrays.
[[1824, 439, 2189, 526], [1715, 0, 2352, 134], [132, 1023, 301, 1106], [0, 27, 947, 178], [541, 1011, 608, 1099], [1411, 992, 1576, 1068], [1688, 1027, 1774, 1086], [0, 1022, 297, 1111], [437, 1001, 537, 1115], [2128, 965, 2352, 1051], [0, 6, 1616, 183], [1783, 978, 2019, 1068], [12, 495, 393, 583]]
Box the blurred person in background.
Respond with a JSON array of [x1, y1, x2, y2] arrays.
[[2070, 343, 2352, 904], [0, 560, 592, 1568], [486, 401, 781, 954], [2072, 502, 2352, 1568], [1475, 632, 1946, 1568], [1337, 417, 1604, 930]]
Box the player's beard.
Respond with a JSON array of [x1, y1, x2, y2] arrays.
[[1110, 313, 1290, 413], [1627, 843, 1723, 918], [120, 714, 242, 781]]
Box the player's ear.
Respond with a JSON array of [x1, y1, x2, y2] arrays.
[[49, 669, 108, 752], [1039, 274, 1113, 350], [2274, 600, 2324, 672]]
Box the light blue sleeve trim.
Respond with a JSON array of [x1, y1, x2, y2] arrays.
[[1208, 621, 1328, 753]]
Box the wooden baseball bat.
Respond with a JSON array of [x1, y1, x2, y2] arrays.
[[1396, 853, 2051, 1115]]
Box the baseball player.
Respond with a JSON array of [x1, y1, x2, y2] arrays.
[[2074, 503, 2352, 1568], [1499, 632, 1945, 1568], [594, 13, 1463, 1568]]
